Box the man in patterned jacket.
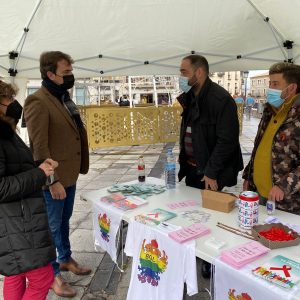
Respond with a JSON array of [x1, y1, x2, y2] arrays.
[[243, 62, 300, 214]]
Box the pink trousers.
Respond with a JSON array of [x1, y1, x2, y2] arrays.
[[3, 263, 54, 300]]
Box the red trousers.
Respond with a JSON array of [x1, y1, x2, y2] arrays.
[[3, 264, 54, 300]]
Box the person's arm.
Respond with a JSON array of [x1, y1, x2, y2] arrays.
[[24, 96, 51, 159], [204, 99, 240, 180], [24, 96, 66, 199], [273, 166, 300, 200], [24, 96, 60, 183], [0, 145, 47, 203]]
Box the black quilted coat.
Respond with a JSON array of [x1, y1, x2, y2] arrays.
[[0, 115, 56, 276]]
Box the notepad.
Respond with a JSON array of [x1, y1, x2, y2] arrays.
[[220, 241, 270, 269], [100, 193, 126, 204], [168, 223, 211, 243], [112, 195, 148, 211], [167, 199, 198, 210]]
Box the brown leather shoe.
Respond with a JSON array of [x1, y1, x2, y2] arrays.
[[51, 274, 77, 298], [59, 257, 92, 275]]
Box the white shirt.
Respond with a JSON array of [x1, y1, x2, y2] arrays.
[[125, 219, 198, 300]]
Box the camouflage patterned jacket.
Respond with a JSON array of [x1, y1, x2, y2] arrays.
[[243, 94, 300, 213]]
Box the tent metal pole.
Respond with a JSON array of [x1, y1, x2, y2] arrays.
[[104, 63, 144, 73], [18, 67, 39, 72], [209, 57, 236, 67], [153, 76, 158, 107], [19, 55, 39, 61], [245, 0, 285, 41], [243, 57, 280, 63], [151, 62, 178, 69], [13, 0, 44, 73], [151, 53, 190, 63], [73, 66, 101, 74], [14, 33, 29, 70], [195, 51, 234, 58], [75, 55, 142, 64], [245, 0, 287, 60], [102, 55, 142, 64], [268, 25, 287, 60], [243, 46, 278, 58], [128, 76, 133, 108], [14, 0, 44, 52], [293, 53, 300, 61], [0, 54, 7, 58], [0, 65, 8, 71], [75, 56, 99, 63]]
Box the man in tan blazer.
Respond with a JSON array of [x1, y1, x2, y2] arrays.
[[24, 51, 90, 298]]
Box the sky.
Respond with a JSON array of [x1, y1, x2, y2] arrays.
[[249, 70, 268, 77]]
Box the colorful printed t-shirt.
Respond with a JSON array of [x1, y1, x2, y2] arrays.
[[92, 202, 123, 262], [124, 219, 198, 300]]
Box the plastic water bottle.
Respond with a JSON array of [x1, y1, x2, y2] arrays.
[[165, 148, 176, 189], [138, 156, 145, 183], [266, 199, 275, 215]]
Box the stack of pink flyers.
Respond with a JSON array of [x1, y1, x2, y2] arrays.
[[168, 223, 211, 243], [220, 241, 270, 269]]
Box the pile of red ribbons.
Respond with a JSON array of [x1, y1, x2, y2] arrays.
[[259, 227, 296, 241]]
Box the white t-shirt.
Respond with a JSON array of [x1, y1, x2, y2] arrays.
[[92, 203, 123, 262], [125, 220, 198, 300]]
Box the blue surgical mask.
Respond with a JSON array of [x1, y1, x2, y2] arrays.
[[266, 88, 284, 108], [179, 76, 192, 93]]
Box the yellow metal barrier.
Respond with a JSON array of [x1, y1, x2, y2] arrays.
[[236, 103, 244, 135], [79, 105, 182, 149], [79, 104, 243, 149]]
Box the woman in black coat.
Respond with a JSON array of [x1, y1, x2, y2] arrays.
[[0, 80, 58, 300]]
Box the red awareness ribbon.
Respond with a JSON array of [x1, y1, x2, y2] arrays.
[[270, 265, 292, 277]]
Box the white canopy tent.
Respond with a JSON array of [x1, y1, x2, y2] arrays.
[[0, 0, 300, 80]]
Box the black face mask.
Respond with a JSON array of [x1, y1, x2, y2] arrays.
[[61, 74, 75, 90], [5, 100, 23, 122]]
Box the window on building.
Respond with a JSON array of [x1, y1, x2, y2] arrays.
[[75, 87, 88, 105], [27, 88, 38, 95]]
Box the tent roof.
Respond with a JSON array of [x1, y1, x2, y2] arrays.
[[0, 0, 299, 79]]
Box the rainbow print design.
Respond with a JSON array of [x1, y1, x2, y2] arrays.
[[137, 239, 168, 286], [98, 213, 110, 242], [228, 289, 252, 300]]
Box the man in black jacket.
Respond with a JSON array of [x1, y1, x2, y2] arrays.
[[177, 55, 243, 277]]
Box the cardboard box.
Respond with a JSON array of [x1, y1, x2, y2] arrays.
[[201, 189, 237, 213], [252, 223, 300, 249]]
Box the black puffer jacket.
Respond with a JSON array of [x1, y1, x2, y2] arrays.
[[178, 78, 244, 187], [0, 115, 56, 276]]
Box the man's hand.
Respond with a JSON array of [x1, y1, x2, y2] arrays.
[[49, 181, 66, 200], [201, 175, 218, 191], [39, 161, 55, 177], [44, 158, 58, 169], [243, 180, 249, 191], [268, 185, 284, 201], [39, 158, 59, 177]]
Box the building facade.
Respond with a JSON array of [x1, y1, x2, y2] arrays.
[[249, 73, 269, 103], [25, 71, 246, 105]]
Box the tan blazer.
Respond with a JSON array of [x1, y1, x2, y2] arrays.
[[24, 87, 89, 188]]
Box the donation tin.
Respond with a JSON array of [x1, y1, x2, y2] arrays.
[[238, 191, 259, 229]]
